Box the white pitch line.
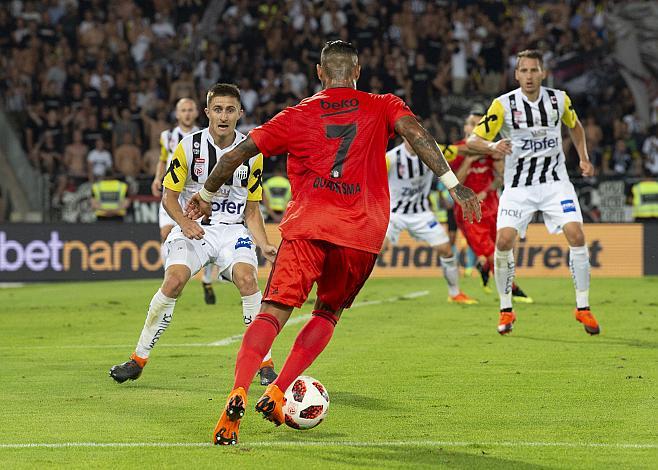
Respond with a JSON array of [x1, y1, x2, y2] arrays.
[[0, 291, 430, 351], [0, 440, 656, 450]]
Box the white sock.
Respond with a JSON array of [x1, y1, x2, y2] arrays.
[[202, 264, 213, 284], [494, 248, 515, 310], [569, 245, 591, 309], [440, 255, 460, 297], [241, 291, 272, 363], [135, 289, 176, 358]]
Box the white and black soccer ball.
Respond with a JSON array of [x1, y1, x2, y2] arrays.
[[282, 376, 330, 430]]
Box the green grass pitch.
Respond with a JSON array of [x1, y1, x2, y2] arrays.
[[1, 276, 656, 469]]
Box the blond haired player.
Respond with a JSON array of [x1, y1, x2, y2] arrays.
[[467, 49, 599, 336], [110, 84, 279, 385]]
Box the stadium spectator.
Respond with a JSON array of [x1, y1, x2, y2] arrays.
[[63, 130, 89, 182], [112, 108, 142, 151], [91, 169, 130, 222], [262, 164, 291, 223], [87, 138, 113, 183], [642, 125, 658, 176], [114, 133, 142, 179]]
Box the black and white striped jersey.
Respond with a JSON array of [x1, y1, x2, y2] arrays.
[[386, 143, 433, 215], [474, 86, 578, 189]]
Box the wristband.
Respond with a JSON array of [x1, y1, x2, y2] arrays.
[[439, 171, 459, 190], [199, 187, 216, 203]]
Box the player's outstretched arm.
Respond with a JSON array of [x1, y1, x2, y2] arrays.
[[395, 115, 481, 223], [466, 134, 512, 156], [185, 137, 260, 219], [568, 118, 594, 177]]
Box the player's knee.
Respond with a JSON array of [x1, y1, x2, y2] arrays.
[[435, 243, 453, 257], [233, 268, 258, 295], [496, 234, 515, 251], [162, 268, 189, 297], [565, 226, 586, 247]]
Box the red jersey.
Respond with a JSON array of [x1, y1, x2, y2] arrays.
[[449, 139, 498, 217], [250, 87, 414, 253]]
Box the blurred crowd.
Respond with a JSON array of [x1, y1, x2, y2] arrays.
[[1, 0, 657, 218]]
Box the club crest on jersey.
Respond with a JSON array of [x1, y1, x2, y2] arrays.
[[194, 157, 206, 176], [513, 110, 523, 121], [234, 237, 253, 249], [561, 199, 576, 213], [235, 165, 248, 180], [550, 94, 558, 105]]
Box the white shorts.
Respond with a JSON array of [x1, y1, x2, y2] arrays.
[[163, 223, 258, 281], [386, 211, 450, 246], [498, 180, 584, 237], [158, 202, 175, 229]]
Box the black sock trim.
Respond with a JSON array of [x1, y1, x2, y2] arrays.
[[500, 307, 513, 313], [577, 307, 590, 311]]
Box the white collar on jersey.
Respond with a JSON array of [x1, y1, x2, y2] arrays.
[[519, 86, 545, 105], [206, 129, 245, 150]]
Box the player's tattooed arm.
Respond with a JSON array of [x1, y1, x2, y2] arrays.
[[205, 137, 260, 192], [185, 137, 260, 219], [395, 116, 452, 177], [395, 115, 481, 222]]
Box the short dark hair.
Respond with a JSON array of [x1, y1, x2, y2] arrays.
[[516, 49, 544, 69], [320, 40, 359, 81], [206, 83, 241, 107]]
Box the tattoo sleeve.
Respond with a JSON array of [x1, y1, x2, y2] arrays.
[[204, 136, 260, 192], [394, 115, 452, 177]]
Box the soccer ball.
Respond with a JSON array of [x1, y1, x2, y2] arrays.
[[282, 376, 330, 430]]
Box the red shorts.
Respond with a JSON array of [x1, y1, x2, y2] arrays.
[[456, 211, 497, 258], [263, 239, 377, 311]]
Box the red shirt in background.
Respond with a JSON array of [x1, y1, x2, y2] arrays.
[[250, 87, 414, 253], [450, 138, 498, 218]]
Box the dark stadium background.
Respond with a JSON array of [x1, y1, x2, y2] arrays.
[[0, 0, 656, 280]]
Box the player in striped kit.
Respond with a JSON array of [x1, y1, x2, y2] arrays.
[[151, 99, 217, 304], [386, 138, 477, 304], [110, 84, 279, 385], [467, 50, 600, 335]]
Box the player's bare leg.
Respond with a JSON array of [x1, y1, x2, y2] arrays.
[[495, 227, 518, 334], [256, 300, 342, 426], [231, 262, 278, 385], [213, 301, 293, 445], [436, 242, 477, 304], [110, 263, 190, 383], [563, 222, 599, 335]]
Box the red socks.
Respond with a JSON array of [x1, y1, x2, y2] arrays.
[[273, 310, 338, 393], [233, 313, 281, 392]]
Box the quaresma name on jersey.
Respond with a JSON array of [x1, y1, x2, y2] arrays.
[[160, 125, 200, 168], [473, 86, 578, 189], [162, 128, 263, 225], [250, 87, 415, 254], [386, 143, 433, 215]]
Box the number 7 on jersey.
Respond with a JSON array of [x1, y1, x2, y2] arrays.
[[326, 123, 357, 178]]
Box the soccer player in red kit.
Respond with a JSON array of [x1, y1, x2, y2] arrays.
[[450, 112, 533, 302], [185, 41, 481, 445]]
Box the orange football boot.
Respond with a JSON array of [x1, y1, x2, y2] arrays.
[[255, 384, 286, 426], [497, 310, 516, 335], [575, 308, 600, 335], [448, 292, 479, 305], [212, 387, 246, 445]]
